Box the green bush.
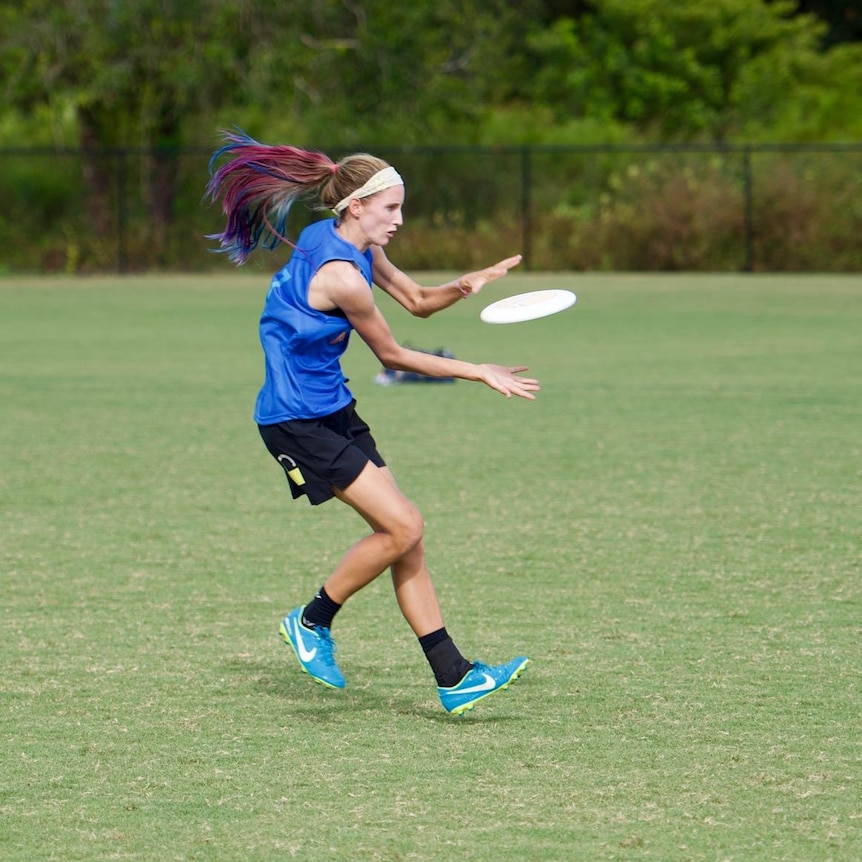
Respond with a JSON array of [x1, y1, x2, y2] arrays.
[[1, 147, 859, 273], [751, 153, 862, 271]]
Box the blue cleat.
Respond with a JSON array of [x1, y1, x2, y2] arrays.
[[279, 606, 345, 689], [438, 656, 530, 715]]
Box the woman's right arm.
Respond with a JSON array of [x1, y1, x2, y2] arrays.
[[313, 261, 540, 400], [370, 246, 522, 319]]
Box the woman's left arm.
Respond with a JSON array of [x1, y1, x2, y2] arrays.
[[371, 246, 521, 318]]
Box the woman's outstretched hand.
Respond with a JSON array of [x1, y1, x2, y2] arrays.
[[479, 364, 540, 400], [459, 255, 522, 297]]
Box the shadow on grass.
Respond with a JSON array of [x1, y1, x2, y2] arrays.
[[224, 654, 532, 724]]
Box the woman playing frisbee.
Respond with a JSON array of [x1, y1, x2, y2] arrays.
[[206, 131, 536, 714]]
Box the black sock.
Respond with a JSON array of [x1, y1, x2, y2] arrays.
[[419, 628, 473, 688], [302, 586, 342, 630]]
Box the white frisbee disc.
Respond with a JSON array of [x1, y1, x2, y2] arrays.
[[480, 289, 577, 324]]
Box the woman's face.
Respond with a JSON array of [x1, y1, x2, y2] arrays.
[[354, 185, 405, 248]]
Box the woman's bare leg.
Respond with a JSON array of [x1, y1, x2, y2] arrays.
[[329, 462, 444, 636], [324, 462, 533, 712]]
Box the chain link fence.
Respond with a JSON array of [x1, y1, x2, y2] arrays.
[[1, 143, 860, 273]]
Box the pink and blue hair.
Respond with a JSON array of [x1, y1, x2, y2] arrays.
[[205, 129, 336, 264]]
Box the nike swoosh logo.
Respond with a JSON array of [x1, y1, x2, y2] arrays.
[[293, 618, 317, 662], [456, 672, 496, 695]]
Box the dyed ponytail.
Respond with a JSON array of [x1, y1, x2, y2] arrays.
[[205, 129, 336, 264]]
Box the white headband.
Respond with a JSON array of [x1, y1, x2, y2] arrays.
[[333, 166, 404, 215]]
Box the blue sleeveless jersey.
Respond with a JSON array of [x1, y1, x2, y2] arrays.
[[254, 218, 374, 423]]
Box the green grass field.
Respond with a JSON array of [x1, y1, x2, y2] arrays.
[[1, 272, 859, 862]]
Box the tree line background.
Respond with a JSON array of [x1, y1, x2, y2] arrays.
[[1, 0, 860, 273]]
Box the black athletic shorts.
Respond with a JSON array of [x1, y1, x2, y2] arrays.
[[258, 400, 386, 505]]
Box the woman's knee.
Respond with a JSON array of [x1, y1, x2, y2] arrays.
[[336, 464, 424, 554], [388, 504, 424, 556]]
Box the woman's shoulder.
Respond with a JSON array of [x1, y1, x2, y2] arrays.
[[299, 219, 372, 277], [298, 217, 336, 241]]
